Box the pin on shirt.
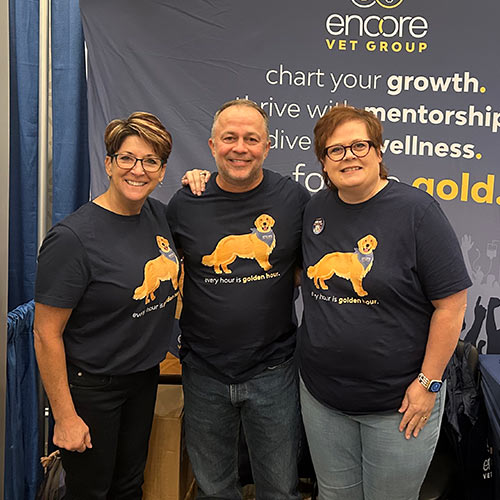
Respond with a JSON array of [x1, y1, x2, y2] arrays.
[[312, 218, 325, 235]]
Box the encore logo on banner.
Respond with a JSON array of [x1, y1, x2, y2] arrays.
[[326, 0, 427, 54], [351, 0, 405, 8]]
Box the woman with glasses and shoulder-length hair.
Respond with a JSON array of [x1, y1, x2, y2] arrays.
[[298, 105, 471, 499], [34, 112, 180, 499]]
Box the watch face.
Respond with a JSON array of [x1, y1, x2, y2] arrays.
[[429, 381, 443, 393]]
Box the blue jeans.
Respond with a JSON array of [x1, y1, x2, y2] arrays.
[[182, 358, 301, 500], [300, 377, 446, 500]]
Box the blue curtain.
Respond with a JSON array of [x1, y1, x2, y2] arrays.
[[9, 0, 90, 311], [6, 301, 41, 500], [7, 0, 89, 497], [51, 0, 90, 224], [8, 0, 39, 311]]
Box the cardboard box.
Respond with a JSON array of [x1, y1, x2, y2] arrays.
[[160, 352, 182, 376], [143, 385, 196, 500]]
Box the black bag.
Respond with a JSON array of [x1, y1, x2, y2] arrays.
[[36, 450, 66, 500], [444, 341, 494, 500]]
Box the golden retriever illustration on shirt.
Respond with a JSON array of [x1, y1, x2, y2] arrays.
[[201, 214, 276, 274], [133, 235, 179, 304], [307, 234, 378, 297]]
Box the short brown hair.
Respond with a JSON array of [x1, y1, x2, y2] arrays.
[[104, 111, 173, 163], [211, 99, 269, 138], [314, 105, 388, 190]]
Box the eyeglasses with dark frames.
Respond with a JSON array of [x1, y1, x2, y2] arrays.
[[109, 153, 164, 173], [323, 140, 374, 162]]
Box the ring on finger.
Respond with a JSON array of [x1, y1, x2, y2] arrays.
[[421, 416, 428, 421]]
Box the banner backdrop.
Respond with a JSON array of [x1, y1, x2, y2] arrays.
[[80, 0, 500, 353]]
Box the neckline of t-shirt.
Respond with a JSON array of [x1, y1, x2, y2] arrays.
[[90, 199, 147, 219], [332, 179, 394, 209], [210, 170, 268, 198]]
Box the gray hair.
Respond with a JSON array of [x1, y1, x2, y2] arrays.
[[211, 99, 269, 138]]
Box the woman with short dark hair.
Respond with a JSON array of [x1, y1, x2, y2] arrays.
[[299, 105, 471, 500], [34, 112, 179, 499]]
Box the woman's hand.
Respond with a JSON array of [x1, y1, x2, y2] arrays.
[[399, 290, 466, 439], [181, 169, 211, 196], [398, 378, 437, 439], [34, 303, 92, 453], [54, 414, 92, 453]]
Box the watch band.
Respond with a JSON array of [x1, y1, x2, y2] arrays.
[[418, 372, 431, 390], [418, 372, 442, 392]]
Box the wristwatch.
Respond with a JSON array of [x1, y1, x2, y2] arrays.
[[418, 372, 443, 393]]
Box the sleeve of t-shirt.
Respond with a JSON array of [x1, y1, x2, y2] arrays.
[[294, 182, 311, 268], [297, 182, 311, 210], [35, 224, 91, 308], [166, 193, 181, 249], [415, 200, 472, 300]]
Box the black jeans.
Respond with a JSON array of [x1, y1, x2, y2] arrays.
[[61, 363, 159, 500]]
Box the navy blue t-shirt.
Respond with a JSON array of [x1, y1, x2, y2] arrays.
[[167, 169, 310, 383], [35, 198, 180, 375], [298, 180, 471, 413]]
